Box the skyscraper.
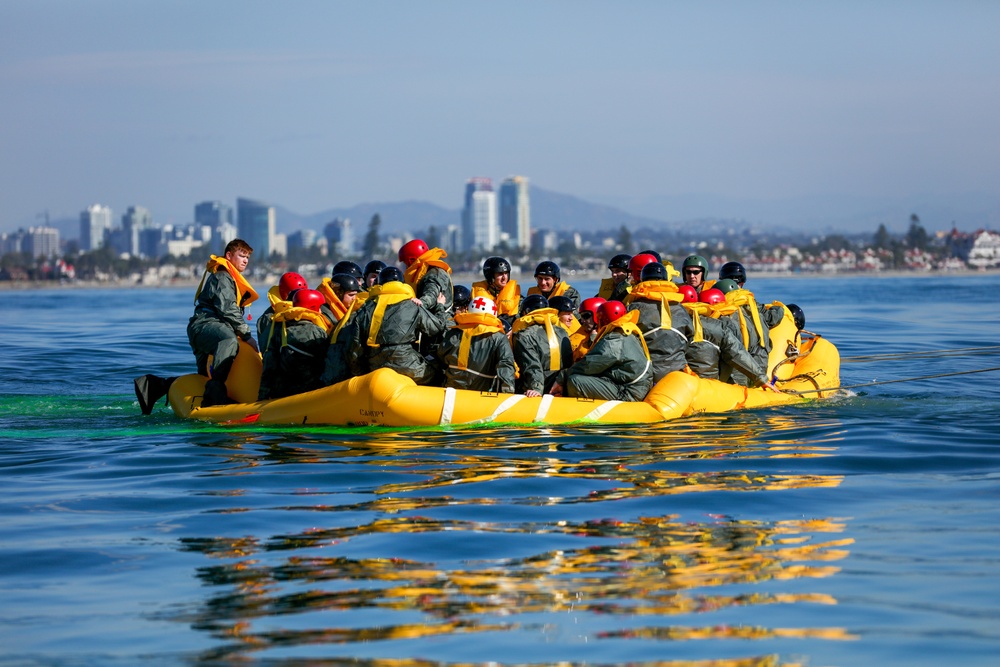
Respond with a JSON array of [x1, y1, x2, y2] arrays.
[[499, 176, 531, 251], [196, 201, 236, 250], [121, 205, 152, 257], [237, 197, 276, 258], [462, 177, 498, 252], [79, 204, 112, 251], [324, 218, 353, 257]]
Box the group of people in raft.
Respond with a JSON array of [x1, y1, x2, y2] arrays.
[[188, 238, 807, 407]]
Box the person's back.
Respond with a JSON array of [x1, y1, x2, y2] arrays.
[[555, 300, 652, 401], [625, 264, 692, 383], [257, 272, 307, 352], [258, 289, 331, 400], [437, 296, 516, 393], [511, 295, 573, 397], [400, 239, 454, 320], [682, 294, 768, 386], [348, 267, 446, 385]]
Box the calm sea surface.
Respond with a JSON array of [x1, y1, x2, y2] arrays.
[[1, 275, 999, 666]]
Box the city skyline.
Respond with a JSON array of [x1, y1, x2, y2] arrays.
[[2, 3, 998, 234]]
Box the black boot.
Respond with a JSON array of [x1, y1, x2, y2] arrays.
[[201, 379, 233, 407], [134, 374, 176, 415]]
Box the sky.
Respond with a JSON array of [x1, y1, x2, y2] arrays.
[[1, 1, 998, 231]]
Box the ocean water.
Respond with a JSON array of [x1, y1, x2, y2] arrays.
[[1, 274, 998, 666]]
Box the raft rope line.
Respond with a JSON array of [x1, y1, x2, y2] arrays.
[[840, 345, 1000, 364], [785, 366, 1000, 396]]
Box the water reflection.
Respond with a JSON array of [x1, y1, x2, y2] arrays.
[[174, 411, 854, 662]]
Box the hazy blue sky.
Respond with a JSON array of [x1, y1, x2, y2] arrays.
[[2, 1, 998, 230]]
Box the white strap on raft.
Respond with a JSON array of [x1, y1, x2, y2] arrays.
[[534, 394, 555, 422], [440, 387, 457, 425], [582, 401, 622, 421], [468, 394, 526, 425]]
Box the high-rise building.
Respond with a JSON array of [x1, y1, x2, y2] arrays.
[[120, 205, 152, 257], [80, 204, 113, 251], [195, 201, 236, 250], [324, 218, 353, 257], [237, 197, 276, 258], [499, 176, 531, 251], [27, 226, 60, 258], [462, 177, 498, 251]]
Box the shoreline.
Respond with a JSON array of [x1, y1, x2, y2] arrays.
[[1, 268, 998, 290]]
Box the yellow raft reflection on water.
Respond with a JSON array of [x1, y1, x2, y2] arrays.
[[167, 313, 841, 426]]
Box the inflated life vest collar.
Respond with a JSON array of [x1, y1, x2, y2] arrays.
[[454, 312, 504, 331], [273, 306, 334, 334], [512, 308, 563, 372], [366, 281, 417, 348], [593, 310, 650, 359], [404, 247, 452, 287], [266, 285, 287, 308], [197, 255, 259, 307], [317, 277, 352, 321], [527, 281, 569, 300], [723, 288, 764, 347], [626, 280, 683, 305], [452, 312, 505, 370], [472, 278, 521, 317]]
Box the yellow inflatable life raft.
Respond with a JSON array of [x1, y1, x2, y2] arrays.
[[167, 328, 840, 427]]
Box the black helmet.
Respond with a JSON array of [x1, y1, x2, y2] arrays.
[[640, 262, 668, 283], [682, 255, 708, 273], [330, 273, 362, 296], [519, 294, 548, 316], [718, 261, 747, 284], [534, 260, 560, 280], [483, 256, 512, 282], [363, 259, 386, 277], [607, 253, 631, 271], [715, 278, 740, 294], [787, 303, 806, 331], [378, 266, 405, 285], [453, 284, 472, 309], [638, 249, 661, 263], [548, 295, 574, 313], [332, 260, 363, 282]]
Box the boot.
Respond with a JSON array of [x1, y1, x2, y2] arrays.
[[201, 379, 234, 407], [134, 374, 176, 415]]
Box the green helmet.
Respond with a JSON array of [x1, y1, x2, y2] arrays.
[[715, 278, 741, 294], [682, 255, 709, 273]]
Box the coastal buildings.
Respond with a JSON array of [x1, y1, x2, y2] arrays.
[[499, 176, 531, 251], [79, 204, 113, 251], [119, 205, 153, 257], [324, 217, 353, 256], [462, 178, 497, 251], [195, 201, 236, 249]]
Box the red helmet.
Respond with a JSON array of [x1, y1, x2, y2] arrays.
[[628, 253, 658, 283], [278, 272, 308, 300], [293, 288, 326, 313], [579, 297, 606, 321], [678, 284, 698, 303], [398, 239, 429, 266], [597, 300, 627, 328], [700, 288, 725, 305]]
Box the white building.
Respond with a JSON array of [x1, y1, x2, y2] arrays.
[[80, 204, 113, 251], [462, 177, 498, 251], [967, 230, 1000, 269]]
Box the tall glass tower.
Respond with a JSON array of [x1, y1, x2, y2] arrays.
[[499, 176, 531, 251], [462, 177, 497, 252], [237, 197, 275, 258], [79, 204, 113, 251]]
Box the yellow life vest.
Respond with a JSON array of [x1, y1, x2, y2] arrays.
[[195, 255, 259, 307], [452, 312, 505, 370], [512, 307, 564, 372], [329, 296, 365, 344], [527, 280, 571, 301], [271, 306, 333, 356], [722, 288, 765, 350], [681, 301, 717, 344], [404, 247, 452, 287], [471, 279, 521, 317], [570, 330, 594, 361], [597, 277, 616, 300], [591, 309, 651, 360], [316, 277, 352, 322], [625, 280, 684, 331], [365, 281, 416, 348]]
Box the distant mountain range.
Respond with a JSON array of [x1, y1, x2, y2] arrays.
[[24, 187, 1000, 243]]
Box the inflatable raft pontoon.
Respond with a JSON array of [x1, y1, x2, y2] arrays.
[[164, 313, 840, 427]]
